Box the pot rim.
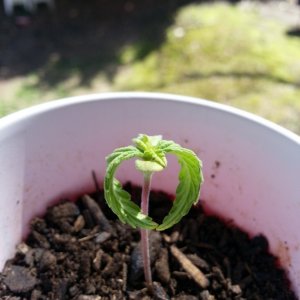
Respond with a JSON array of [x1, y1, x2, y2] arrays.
[[1, 92, 299, 144]]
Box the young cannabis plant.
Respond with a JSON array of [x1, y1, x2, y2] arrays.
[[104, 134, 203, 287]]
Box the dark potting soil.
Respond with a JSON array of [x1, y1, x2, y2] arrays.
[[0, 182, 297, 300]]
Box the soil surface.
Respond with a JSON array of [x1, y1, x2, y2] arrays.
[[0, 183, 297, 299]]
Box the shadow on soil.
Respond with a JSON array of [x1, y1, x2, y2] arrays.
[[0, 0, 212, 89]]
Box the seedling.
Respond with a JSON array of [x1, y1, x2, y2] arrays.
[[104, 134, 203, 288]]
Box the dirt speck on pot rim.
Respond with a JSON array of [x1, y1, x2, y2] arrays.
[[277, 240, 292, 268]]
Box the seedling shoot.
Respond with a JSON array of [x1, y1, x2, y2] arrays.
[[104, 134, 203, 288]]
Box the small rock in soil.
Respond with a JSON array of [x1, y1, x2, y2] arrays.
[[30, 230, 50, 249], [53, 279, 69, 300], [39, 250, 57, 270], [170, 231, 180, 243], [200, 290, 215, 300], [173, 295, 198, 300], [16, 242, 31, 255], [82, 209, 95, 228], [155, 248, 170, 284], [77, 296, 101, 300], [79, 252, 92, 277], [153, 281, 170, 300], [30, 217, 47, 233], [24, 249, 35, 266], [82, 194, 113, 232], [128, 288, 148, 300], [30, 289, 42, 300], [95, 231, 111, 243], [69, 285, 79, 297], [92, 249, 103, 271], [56, 219, 74, 233], [74, 215, 85, 232], [47, 201, 80, 220], [173, 271, 190, 280], [3, 265, 37, 293], [211, 266, 226, 283], [230, 283, 242, 295]]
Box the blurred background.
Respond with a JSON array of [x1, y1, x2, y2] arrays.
[[1, 0, 300, 134]]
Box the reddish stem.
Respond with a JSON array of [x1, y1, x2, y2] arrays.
[[140, 172, 153, 288]]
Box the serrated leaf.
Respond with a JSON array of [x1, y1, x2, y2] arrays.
[[156, 140, 203, 231], [104, 146, 158, 229]]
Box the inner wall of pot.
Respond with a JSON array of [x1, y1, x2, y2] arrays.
[[0, 94, 299, 295]]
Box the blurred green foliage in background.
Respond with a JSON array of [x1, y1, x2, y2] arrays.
[[1, 3, 300, 134]]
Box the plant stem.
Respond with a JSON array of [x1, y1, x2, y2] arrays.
[[141, 172, 153, 288]]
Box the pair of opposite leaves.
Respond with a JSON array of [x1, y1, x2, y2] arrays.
[[104, 134, 203, 231]]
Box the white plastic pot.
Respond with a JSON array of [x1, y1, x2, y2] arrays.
[[0, 93, 300, 295]]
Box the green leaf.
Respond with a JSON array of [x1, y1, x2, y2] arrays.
[[104, 144, 158, 229], [156, 140, 203, 231]]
